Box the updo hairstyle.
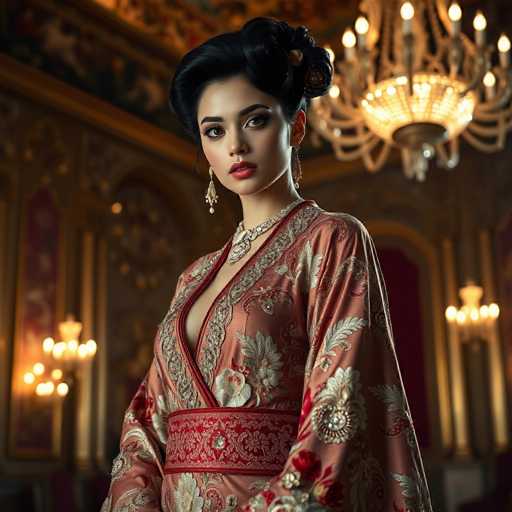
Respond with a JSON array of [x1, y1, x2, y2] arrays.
[[169, 16, 333, 145]]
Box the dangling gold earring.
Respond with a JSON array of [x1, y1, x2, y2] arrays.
[[292, 146, 302, 189], [205, 166, 218, 214]]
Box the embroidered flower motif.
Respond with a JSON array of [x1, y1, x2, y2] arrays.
[[237, 331, 283, 406], [174, 473, 204, 512], [291, 450, 322, 482], [131, 382, 154, 427], [214, 368, 251, 407], [281, 470, 301, 489], [312, 367, 367, 444], [110, 453, 128, 481]]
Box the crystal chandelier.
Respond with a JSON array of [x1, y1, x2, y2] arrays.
[[309, 0, 512, 181]]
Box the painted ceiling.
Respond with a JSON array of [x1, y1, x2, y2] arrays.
[[1, 0, 507, 156]]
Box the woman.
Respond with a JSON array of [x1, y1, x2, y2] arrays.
[[101, 17, 433, 512]]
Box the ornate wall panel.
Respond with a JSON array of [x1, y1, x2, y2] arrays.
[[10, 187, 63, 457]]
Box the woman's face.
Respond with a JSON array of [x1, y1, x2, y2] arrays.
[[196, 73, 305, 196]]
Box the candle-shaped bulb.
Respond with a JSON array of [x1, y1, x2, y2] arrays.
[[33, 362, 45, 376], [498, 34, 511, 53], [448, 2, 462, 22], [342, 29, 356, 48], [473, 11, 487, 46], [342, 29, 357, 61], [355, 16, 369, 48], [42, 337, 55, 354], [483, 71, 496, 88], [355, 16, 369, 35], [400, 2, 415, 20], [400, 2, 414, 35], [23, 372, 35, 385], [473, 11, 487, 31]]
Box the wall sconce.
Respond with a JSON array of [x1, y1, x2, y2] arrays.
[[22, 314, 97, 397]]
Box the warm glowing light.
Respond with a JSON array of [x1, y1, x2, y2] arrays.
[[57, 382, 69, 396], [52, 342, 66, 359], [355, 16, 369, 35], [329, 85, 340, 98], [111, 202, 123, 214], [498, 34, 511, 53], [23, 372, 35, 385], [86, 339, 97, 356], [33, 362, 45, 376], [400, 2, 415, 21], [78, 344, 89, 359], [473, 11, 487, 32], [35, 381, 54, 396], [489, 303, 500, 318], [448, 3, 462, 22], [445, 306, 457, 322], [456, 310, 467, 325], [42, 337, 55, 354], [483, 71, 496, 88], [470, 309, 479, 321], [480, 305, 489, 319], [360, 73, 476, 143], [35, 383, 46, 396], [51, 369, 63, 380], [67, 339, 79, 353], [342, 29, 356, 48]]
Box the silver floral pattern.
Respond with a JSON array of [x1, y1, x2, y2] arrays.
[[312, 367, 367, 444], [174, 473, 205, 512], [214, 368, 252, 407], [237, 331, 283, 406]]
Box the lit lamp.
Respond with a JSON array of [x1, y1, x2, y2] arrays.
[[445, 282, 500, 340], [22, 314, 97, 398]]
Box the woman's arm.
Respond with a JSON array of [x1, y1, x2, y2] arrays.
[[100, 355, 169, 512], [239, 216, 433, 512]]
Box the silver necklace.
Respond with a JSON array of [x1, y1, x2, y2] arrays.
[[227, 198, 305, 264]]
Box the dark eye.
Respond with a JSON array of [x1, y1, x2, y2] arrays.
[[203, 114, 269, 139], [204, 126, 224, 138], [247, 114, 269, 127]]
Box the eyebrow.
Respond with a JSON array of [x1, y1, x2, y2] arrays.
[[200, 104, 271, 125]]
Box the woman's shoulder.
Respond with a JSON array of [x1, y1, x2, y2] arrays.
[[309, 203, 369, 240]]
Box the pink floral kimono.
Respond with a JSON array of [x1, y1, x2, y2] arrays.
[[100, 199, 433, 512]]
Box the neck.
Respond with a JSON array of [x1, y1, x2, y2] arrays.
[[238, 171, 303, 230]]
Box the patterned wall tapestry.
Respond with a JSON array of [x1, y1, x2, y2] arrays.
[[10, 186, 61, 457]]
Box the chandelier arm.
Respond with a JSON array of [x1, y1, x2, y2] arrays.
[[325, 118, 367, 130], [435, 137, 460, 169], [360, 139, 392, 172], [328, 130, 375, 146], [461, 129, 507, 153], [474, 101, 512, 121], [333, 134, 381, 162], [465, 116, 511, 142]]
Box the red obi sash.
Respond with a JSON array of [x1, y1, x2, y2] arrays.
[[164, 407, 299, 476]]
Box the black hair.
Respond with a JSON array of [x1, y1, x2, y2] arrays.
[[169, 16, 333, 145]]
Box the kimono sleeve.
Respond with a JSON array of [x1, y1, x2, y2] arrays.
[[100, 356, 168, 512], [100, 271, 188, 512], [240, 215, 433, 512]]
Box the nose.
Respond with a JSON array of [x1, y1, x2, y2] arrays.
[[229, 129, 249, 158]]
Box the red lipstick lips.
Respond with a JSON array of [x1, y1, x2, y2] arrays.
[[229, 160, 257, 180], [229, 160, 257, 173]]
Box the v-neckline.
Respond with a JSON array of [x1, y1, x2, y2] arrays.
[[176, 199, 314, 407]]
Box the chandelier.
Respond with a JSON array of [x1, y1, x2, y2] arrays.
[[22, 314, 97, 397], [309, 0, 512, 181], [445, 281, 500, 340]]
